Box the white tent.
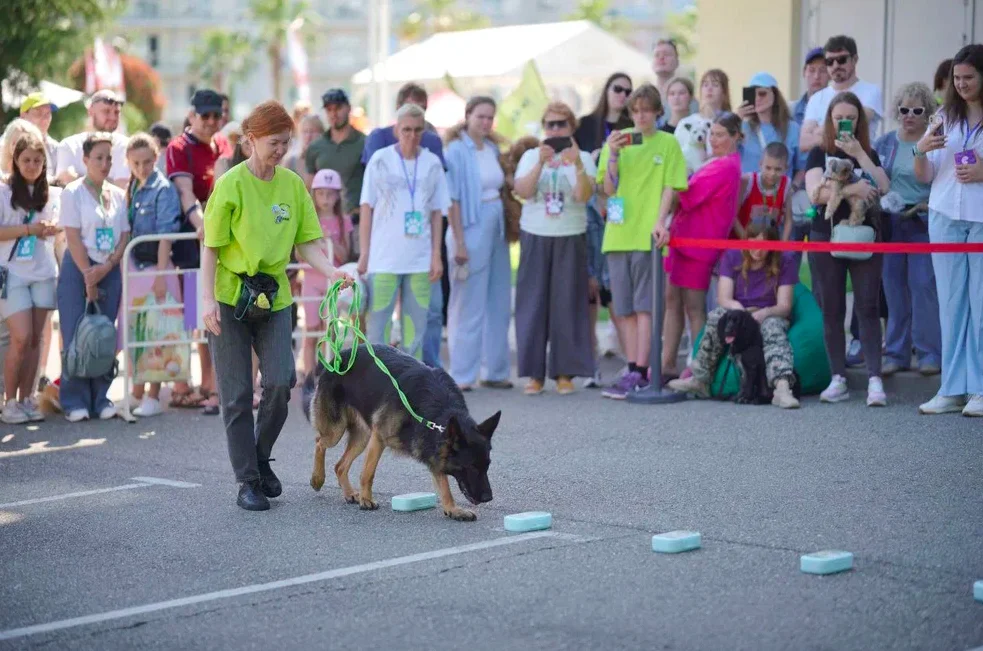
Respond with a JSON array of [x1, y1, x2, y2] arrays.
[[352, 21, 655, 114], [2, 77, 84, 112]]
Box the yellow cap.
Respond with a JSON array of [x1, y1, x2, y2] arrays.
[[20, 92, 56, 115]]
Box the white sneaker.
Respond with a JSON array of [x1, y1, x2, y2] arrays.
[[66, 408, 90, 423], [133, 397, 162, 418], [866, 376, 887, 407], [1, 399, 28, 424], [820, 375, 850, 403], [771, 379, 800, 409], [99, 403, 117, 420], [582, 371, 602, 389], [962, 394, 983, 417], [20, 398, 43, 422], [919, 393, 966, 415]]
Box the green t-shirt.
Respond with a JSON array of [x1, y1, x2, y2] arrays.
[[596, 129, 688, 253], [204, 163, 324, 312]]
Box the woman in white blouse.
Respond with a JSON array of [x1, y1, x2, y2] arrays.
[[57, 133, 129, 422], [914, 44, 983, 417], [0, 132, 61, 423]]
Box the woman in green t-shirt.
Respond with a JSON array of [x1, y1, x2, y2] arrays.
[[202, 101, 352, 512]]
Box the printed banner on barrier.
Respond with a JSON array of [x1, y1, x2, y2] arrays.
[[130, 293, 191, 384]]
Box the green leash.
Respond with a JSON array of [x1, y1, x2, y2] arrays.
[[316, 279, 445, 432]]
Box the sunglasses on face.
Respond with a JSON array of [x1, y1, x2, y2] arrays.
[[199, 112, 221, 121], [544, 120, 568, 130], [898, 106, 926, 116], [825, 54, 850, 67], [610, 84, 632, 96]]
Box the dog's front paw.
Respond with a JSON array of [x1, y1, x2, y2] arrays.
[[343, 491, 360, 504], [734, 393, 752, 405], [310, 474, 325, 491], [443, 507, 477, 522], [358, 495, 379, 510]]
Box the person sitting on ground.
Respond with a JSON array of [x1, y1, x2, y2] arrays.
[[668, 221, 800, 409]]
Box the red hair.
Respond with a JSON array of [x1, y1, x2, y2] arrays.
[[242, 100, 294, 138]]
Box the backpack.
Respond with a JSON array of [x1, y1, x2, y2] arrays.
[[63, 300, 118, 380]]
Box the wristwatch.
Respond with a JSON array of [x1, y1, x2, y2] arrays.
[[912, 145, 926, 158]]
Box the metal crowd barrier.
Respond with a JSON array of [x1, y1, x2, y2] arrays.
[[119, 233, 333, 421]]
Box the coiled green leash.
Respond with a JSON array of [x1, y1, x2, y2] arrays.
[[316, 279, 444, 432]]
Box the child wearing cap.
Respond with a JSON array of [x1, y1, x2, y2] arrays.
[[302, 169, 353, 376]]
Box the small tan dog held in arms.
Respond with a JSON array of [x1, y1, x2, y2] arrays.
[[815, 156, 873, 226]]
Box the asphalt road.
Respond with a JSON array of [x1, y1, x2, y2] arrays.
[[1, 358, 982, 651]]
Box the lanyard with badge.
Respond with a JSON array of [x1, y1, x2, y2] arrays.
[[955, 118, 983, 166], [87, 178, 115, 254], [544, 159, 565, 217], [13, 209, 38, 261], [398, 150, 424, 236]]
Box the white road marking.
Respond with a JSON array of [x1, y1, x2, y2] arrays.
[[0, 531, 581, 641], [130, 477, 200, 488], [0, 438, 106, 459], [0, 483, 151, 509]]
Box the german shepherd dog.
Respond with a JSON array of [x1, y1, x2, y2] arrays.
[[302, 344, 500, 521], [718, 309, 771, 405]]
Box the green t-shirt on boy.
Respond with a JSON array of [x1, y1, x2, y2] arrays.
[[596, 129, 688, 253], [204, 163, 324, 312]]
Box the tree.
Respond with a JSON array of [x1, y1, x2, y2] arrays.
[[564, 0, 628, 36], [188, 29, 256, 95], [1, 0, 126, 109], [68, 53, 166, 123], [397, 0, 490, 44], [250, 0, 320, 103], [665, 6, 698, 63]]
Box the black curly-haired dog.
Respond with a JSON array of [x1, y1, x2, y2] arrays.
[[718, 309, 772, 405]]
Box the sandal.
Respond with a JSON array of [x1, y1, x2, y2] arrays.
[[201, 390, 220, 416], [169, 387, 207, 409]]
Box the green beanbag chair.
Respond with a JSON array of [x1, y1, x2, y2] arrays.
[[691, 283, 831, 397]]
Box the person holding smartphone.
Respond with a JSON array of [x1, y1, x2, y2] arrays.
[[512, 102, 597, 396], [913, 44, 983, 417]]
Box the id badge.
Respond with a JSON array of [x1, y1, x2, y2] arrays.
[[95, 227, 115, 253], [955, 150, 978, 165], [14, 235, 36, 261], [544, 192, 565, 217], [404, 211, 424, 237], [607, 197, 625, 224]]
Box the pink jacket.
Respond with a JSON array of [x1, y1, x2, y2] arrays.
[[670, 152, 742, 263]]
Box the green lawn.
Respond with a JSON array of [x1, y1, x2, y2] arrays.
[[509, 243, 609, 322]]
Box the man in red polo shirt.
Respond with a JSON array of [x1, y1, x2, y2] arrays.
[[165, 89, 230, 415]]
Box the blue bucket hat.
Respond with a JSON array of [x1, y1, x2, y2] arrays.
[[748, 72, 779, 89]]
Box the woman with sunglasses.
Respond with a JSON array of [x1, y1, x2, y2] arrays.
[[513, 102, 597, 396], [574, 73, 634, 386], [872, 82, 941, 378]]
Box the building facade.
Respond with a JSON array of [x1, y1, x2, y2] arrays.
[[114, 0, 676, 126]]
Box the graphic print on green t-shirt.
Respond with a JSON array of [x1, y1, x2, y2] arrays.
[[596, 129, 688, 253], [204, 164, 324, 311]]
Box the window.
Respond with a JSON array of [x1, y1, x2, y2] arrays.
[[148, 35, 159, 67]]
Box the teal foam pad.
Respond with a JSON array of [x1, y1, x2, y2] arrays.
[[975, 580, 983, 603], [800, 550, 853, 575], [391, 492, 437, 512], [651, 531, 702, 554], [504, 511, 552, 532]]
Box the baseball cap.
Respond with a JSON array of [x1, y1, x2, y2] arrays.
[[312, 169, 343, 190], [20, 92, 57, 115], [191, 89, 224, 115], [321, 88, 350, 107], [149, 122, 172, 144], [748, 72, 779, 88], [87, 89, 124, 108], [804, 47, 825, 66]]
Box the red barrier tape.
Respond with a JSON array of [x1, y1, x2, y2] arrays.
[[668, 237, 983, 254]]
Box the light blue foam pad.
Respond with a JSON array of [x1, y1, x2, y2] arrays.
[[974, 580, 983, 603], [504, 511, 552, 532], [800, 550, 853, 575], [651, 531, 702, 553], [391, 492, 437, 512]]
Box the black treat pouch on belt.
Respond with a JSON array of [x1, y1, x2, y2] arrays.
[[233, 272, 279, 323]]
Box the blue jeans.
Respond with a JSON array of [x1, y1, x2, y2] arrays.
[[423, 280, 443, 368], [929, 211, 983, 396], [57, 254, 122, 415], [882, 213, 941, 368]]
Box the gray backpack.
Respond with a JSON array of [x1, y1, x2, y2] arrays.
[[64, 300, 118, 380]]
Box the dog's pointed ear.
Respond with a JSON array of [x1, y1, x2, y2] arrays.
[[476, 411, 501, 441]]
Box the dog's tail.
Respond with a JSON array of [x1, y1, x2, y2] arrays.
[[300, 369, 347, 424]]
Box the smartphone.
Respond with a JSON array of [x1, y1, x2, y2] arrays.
[[837, 120, 853, 137], [742, 86, 756, 106], [542, 136, 572, 152], [929, 111, 945, 135], [629, 132, 643, 146]]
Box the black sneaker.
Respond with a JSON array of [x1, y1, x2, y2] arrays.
[[257, 457, 282, 498], [237, 480, 270, 511]]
